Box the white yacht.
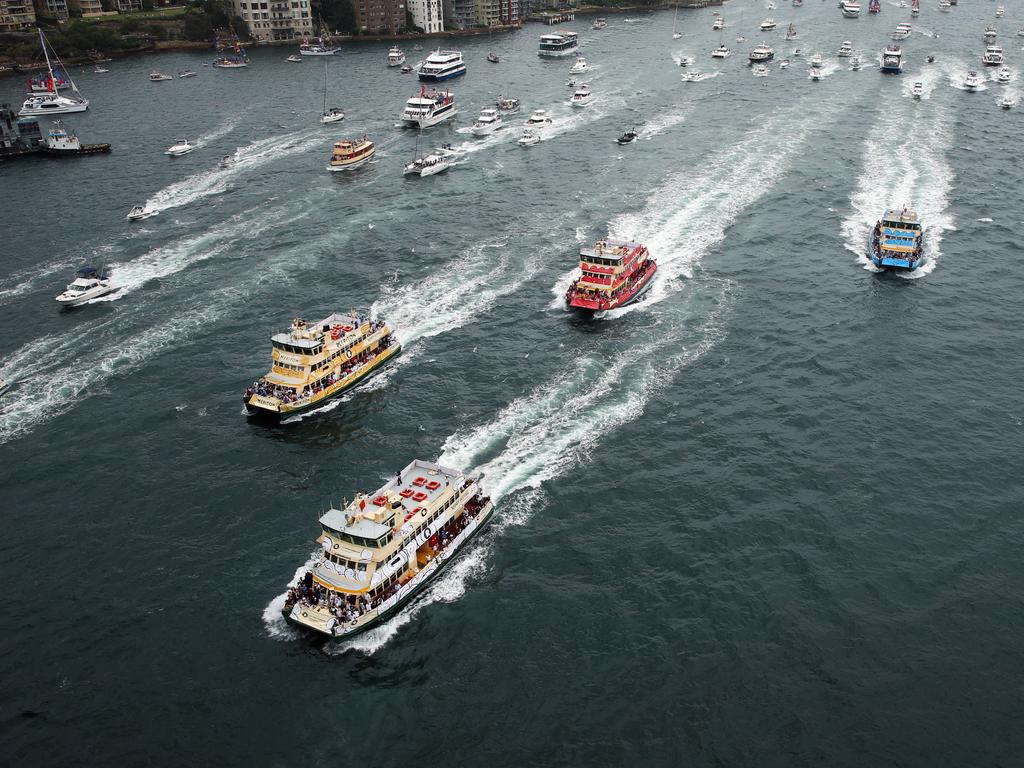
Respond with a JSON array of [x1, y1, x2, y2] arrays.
[[982, 46, 1004, 67], [1000, 94, 1014, 109], [753, 63, 769, 77], [569, 54, 589, 74], [165, 139, 195, 156], [838, 41, 854, 57], [983, 26, 998, 43], [149, 71, 172, 81], [938, 1, 951, 11], [496, 95, 520, 114], [570, 84, 593, 106], [525, 109, 553, 126], [404, 144, 456, 177], [780, 59, 790, 69], [299, 36, 339, 56], [55, 267, 117, 307], [810, 52, 824, 68], [809, 67, 823, 81], [996, 4, 1004, 18], [387, 46, 406, 67], [126, 205, 157, 222], [518, 130, 541, 146], [418, 50, 466, 81], [19, 29, 89, 116], [713, 17, 725, 30], [963, 70, 982, 91], [592, 17, 607, 30], [912, 81, 924, 98], [401, 88, 456, 128], [760, 18, 777, 31], [749, 43, 775, 64], [538, 31, 579, 57], [996, 66, 1011, 84], [892, 23, 912, 41], [841, 1, 861, 17], [320, 107, 345, 124], [712, 44, 731, 59], [471, 107, 503, 136]]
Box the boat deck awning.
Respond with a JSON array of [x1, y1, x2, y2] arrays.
[[264, 372, 305, 387]]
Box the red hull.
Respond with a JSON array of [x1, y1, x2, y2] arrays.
[[567, 261, 658, 312]]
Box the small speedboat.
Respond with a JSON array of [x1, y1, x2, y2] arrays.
[[809, 68, 823, 81], [912, 81, 924, 99], [165, 139, 195, 156], [837, 41, 853, 58], [93, 66, 109, 73], [126, 205, 157, 222], [616, 128, 638, 145], [677, 56, 695, 67], [810, 52, 824, 69], [760, 18, 777, 31], [681, 71, 711, 82], [487, 52, 499, 64], [851, 54, 863, 70], [286, 54, 303, 63], [400, 64, 413, 73], [525, 109, 552, 126], [569, 54, 589, 74], [496, 96, 520, 114], [518, 130, 541, 146], [320, 107, 345, 124], [55, 266, 117, 307], [149, 72, 172, 82], [570, 84, 593, 107], [753, 63, 769, 77], [996, 66, 1011, 84], [780, 59, 790, 69], [963, 71, 982, 91], [219, 154, 234, 168], [471, 107, 503, 136], [736, 34, 746, 43], [178, 70, 196, 79]]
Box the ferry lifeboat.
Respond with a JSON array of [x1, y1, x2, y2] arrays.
[[326, 136, 375, 171], [281, 459, 494, 642], [565, 238, 657, 313], [868, 207, 925, 271], [243, 312, 400, 420]]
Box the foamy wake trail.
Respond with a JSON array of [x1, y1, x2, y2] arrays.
[[841, 103, 955, 277], [639, 105, 690, 140], [901, 65, 944, 99], [195, 113, 242, 147]]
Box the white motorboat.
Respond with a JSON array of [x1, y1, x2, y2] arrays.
[[165, 139, 195, 156], [780, 59, 790, 69], [851, 54, 863, 70], [677, 55, 695, 67], [178, 70, 196, 79], [401, 88, 456, 128], [810, 52, 824, 69], [994, 67, 1011, 84], [126, 205, 157, 222], [418, 49, 466, 81], [1017, 28, 1024, 38], [219, 154, 234, 168], [892, 23, 912, 41], [841, 0, 861, 17], [809, 68, 823, 81], [982, 46, 1004, 67], [569, 54, 589, 74], [838, 41, 854, 57], [712, 17, 725, 30], [712, 44, 731, 58], [753, 63, 769, 77], [496, 95, 520, 114], [403, 144, 456, 177], [400, 64, 413, 73], [912, 81, 924, 98], [792, 48, 803, 58], [149, 72, 172, 81], [749, 43, 775, 64], [566, 78, 580, 88], [736, 34, 746, 43], [681, 71, 712, 82], [18, 29, 89, 116], [1001, 94, 1014, 109], [55, 267, 117, 307], [525, 109, 552, 126], [320, 107, 345, 124], [388, 46, 406, 66], [471, 107, 503, 136], [93, 66, 109, 73], [995, 5, 1004, 18], [983, 26, 998, 43], [760, 18, 777, 31], [592, 17, 607, 30], [570, 84, 593, 106], [286, 54, 303, 63], [518, 130, 541, 146], [963, 70, 982, 91], [938, 1, 950, 11]]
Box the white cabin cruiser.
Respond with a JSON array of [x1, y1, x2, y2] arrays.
[[982, 46, 1004, 67], [518, 130, 541, 146], [55, 267, 117, 307], [810, 52, 824, 68], [525, 109, 552, 126], [403, 145, 456, 177], [712, 44, 731, 58], [983, 26, 998, 43], [570, 84, 593, 106], [749, 43, 775, 64], [713, 17, 725, 30], [851, 54, 863, 70], [963, 70, 982, 91], [165, 139, 195, 156], [809, 68, 823, 81], [471, 107, 503, 136], [912, 81, 924, 98], [388, 46, 406, 67], [320, 107, 346, 124], [569, 54, 589, 74], [126, 205, 157, 222], [149, 71, 172, 81], [841, 0, 861, 17], [418, 49, 466, 81], [760, 18, 777, 31], [838, 41, 854, 57], [996, 67, 1011, 84], [401, 88, 456, 128]]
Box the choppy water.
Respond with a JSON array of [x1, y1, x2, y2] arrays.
[[2, 2, 1023, 765]]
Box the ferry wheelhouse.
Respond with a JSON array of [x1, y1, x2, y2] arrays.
[[282, 459, 494, 641], [881, 45, 903, 73], [869, 208, 924, 271], [417, 50, 466, 81], [401, 87, 456, 128], [538, 31, 579, 57], [326, 136, 375, 170], [565, 239, 658, 313], [244, 313, 399, 419]]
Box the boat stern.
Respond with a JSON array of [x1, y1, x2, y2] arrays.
[[244, 392, 283, 418]]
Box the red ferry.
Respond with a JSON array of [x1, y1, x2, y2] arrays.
[[565, 238, 657, 313]]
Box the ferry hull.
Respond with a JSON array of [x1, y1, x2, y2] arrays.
[[417, 67, 466, 82], [568, 262, 658, 313], [870, 252, 923, 271], [284, 500, 495, 642], [245, 343, 400, 421]]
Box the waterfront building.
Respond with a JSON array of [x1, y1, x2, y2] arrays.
[[408, 0, 442, 33], [71, 0, 105, 16], [0, 0, 36, 30], [233, 0, 314, 42], [32, 0, 67, 20], [115, 0, 141, 11]]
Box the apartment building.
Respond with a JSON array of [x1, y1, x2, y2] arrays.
[[407, 0, 442, 34], [0, 0, 36, 31], [232, 0, 314, 42]]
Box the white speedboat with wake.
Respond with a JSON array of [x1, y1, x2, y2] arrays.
[[165, 139, 195, 156], [55, 267, 118, 307], [471, 108, 503, 136], [127, 205, 157, 221]]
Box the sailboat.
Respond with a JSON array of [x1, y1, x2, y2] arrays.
[[213, 30, 249, 68], [320, 61, 345, 123], [19, 28, 89, 116], [911, 0, 920, 15], [786, 22, 798, 40], [672, 2, 682, 39], [869, 0, 881, 13]]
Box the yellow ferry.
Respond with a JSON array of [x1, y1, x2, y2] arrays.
[[326, 136, 375, 171], [282, 459, 493, 641], [243, 312, 399, 420]]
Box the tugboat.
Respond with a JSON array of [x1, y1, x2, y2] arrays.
[[616, 127, 638, 144], [280, 459, 493, 642], [55, 266, 118, 307], [40, 120, 110, 155], [565, 239, 658, 314], [326, 136, 376, 171], [869, 208, 925, 271], [244, 313, 399, 420]]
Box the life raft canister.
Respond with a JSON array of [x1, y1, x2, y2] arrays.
[[330, 324, 343, 340], [373, 495, 388, 506]]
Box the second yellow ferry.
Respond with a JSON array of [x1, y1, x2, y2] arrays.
[[243, 312, 400, 420]]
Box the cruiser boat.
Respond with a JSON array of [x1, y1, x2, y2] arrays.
[[780, 59, 790, 69], [418, 50, 466, 81], [570, 84, 593, 106], [41, 121, 110, 155], [286, 54, 303, 63], [983, 26, 997, 43], [471, 107, 503, 136], [299, 37, 339, 56], [809, 67, 823, 81], [280, 459, 493, 641], [996, 67, 1011, 84], [912, 81, 924, 98], [681, 71, 709, 82], [713, 17, 725, 30], [982, 46, 1004, 67], [178, 70, 196, 79], [786, 23, 798, 40], [841, 1, 861, 17], [126, 205, 157, 221], [487, 52, 500, 64], [617, 128, 638, 145], [851, 53, 863, 70], [400, 64, 414, 73], [911, 0, 919, 14], [388, 46, 406, 66], [326, 136, 375, 171], [19, 29, 89, 116], [403, 144, 456, 176], [760, 18, 777, 31], [996, 5, 1004, 18], [892, 23, 912, 41], [838, 41, 853, 57], [538, 31, 579, 57], [149, 72, 172, 81], [938, 1, 950, 11], [810, 52, 824, 68], [320, 107, 345, 124], [712, 44, 731, 58], [869, 208, 925, 271], [496, 95, 520, 114], [165, 139, 194, 156], [401, 87, 456, 128], [245, 313, 399, 419], [592, 17, 607, 30], [55, 267, 117, 307], [880, 45, 903, 74], [518, 130, 541, 146], [525, 109, 552, 126], [963, 71, 982, 91], [565, 239, 657, 314], [753, 63, 769, 77], [749, 43, 775, 64], [676, 55, 695, 67], [1001, 94, 1014, 109], [569, 54, 589, 74]]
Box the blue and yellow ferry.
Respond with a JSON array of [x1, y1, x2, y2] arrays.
[[869, 208, 925, 271]]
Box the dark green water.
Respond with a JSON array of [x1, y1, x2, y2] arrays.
[[2, 1, 1023, 765]]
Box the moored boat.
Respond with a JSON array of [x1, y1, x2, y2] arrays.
[[712, 44, 731, 58], [300, 35, 340, 56], [869, 208, 925, 271], [525, 108, 552, 126], [18, 29, 89, 116], [326, 136, 375, 171], [41, 120, 110, 155], [565, 239, 658, 313], [841, 0, 861, 17], [280, 459, 493, 642], [244, 313, 399, 419]]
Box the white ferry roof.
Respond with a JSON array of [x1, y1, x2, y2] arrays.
[[270, 312, 361, 346], [580, 238, 644, 256], [540, 31, 577, 40], [883, 207, 919, 222], [424, 50, 462, 61], [320, 509, 392, 540]]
